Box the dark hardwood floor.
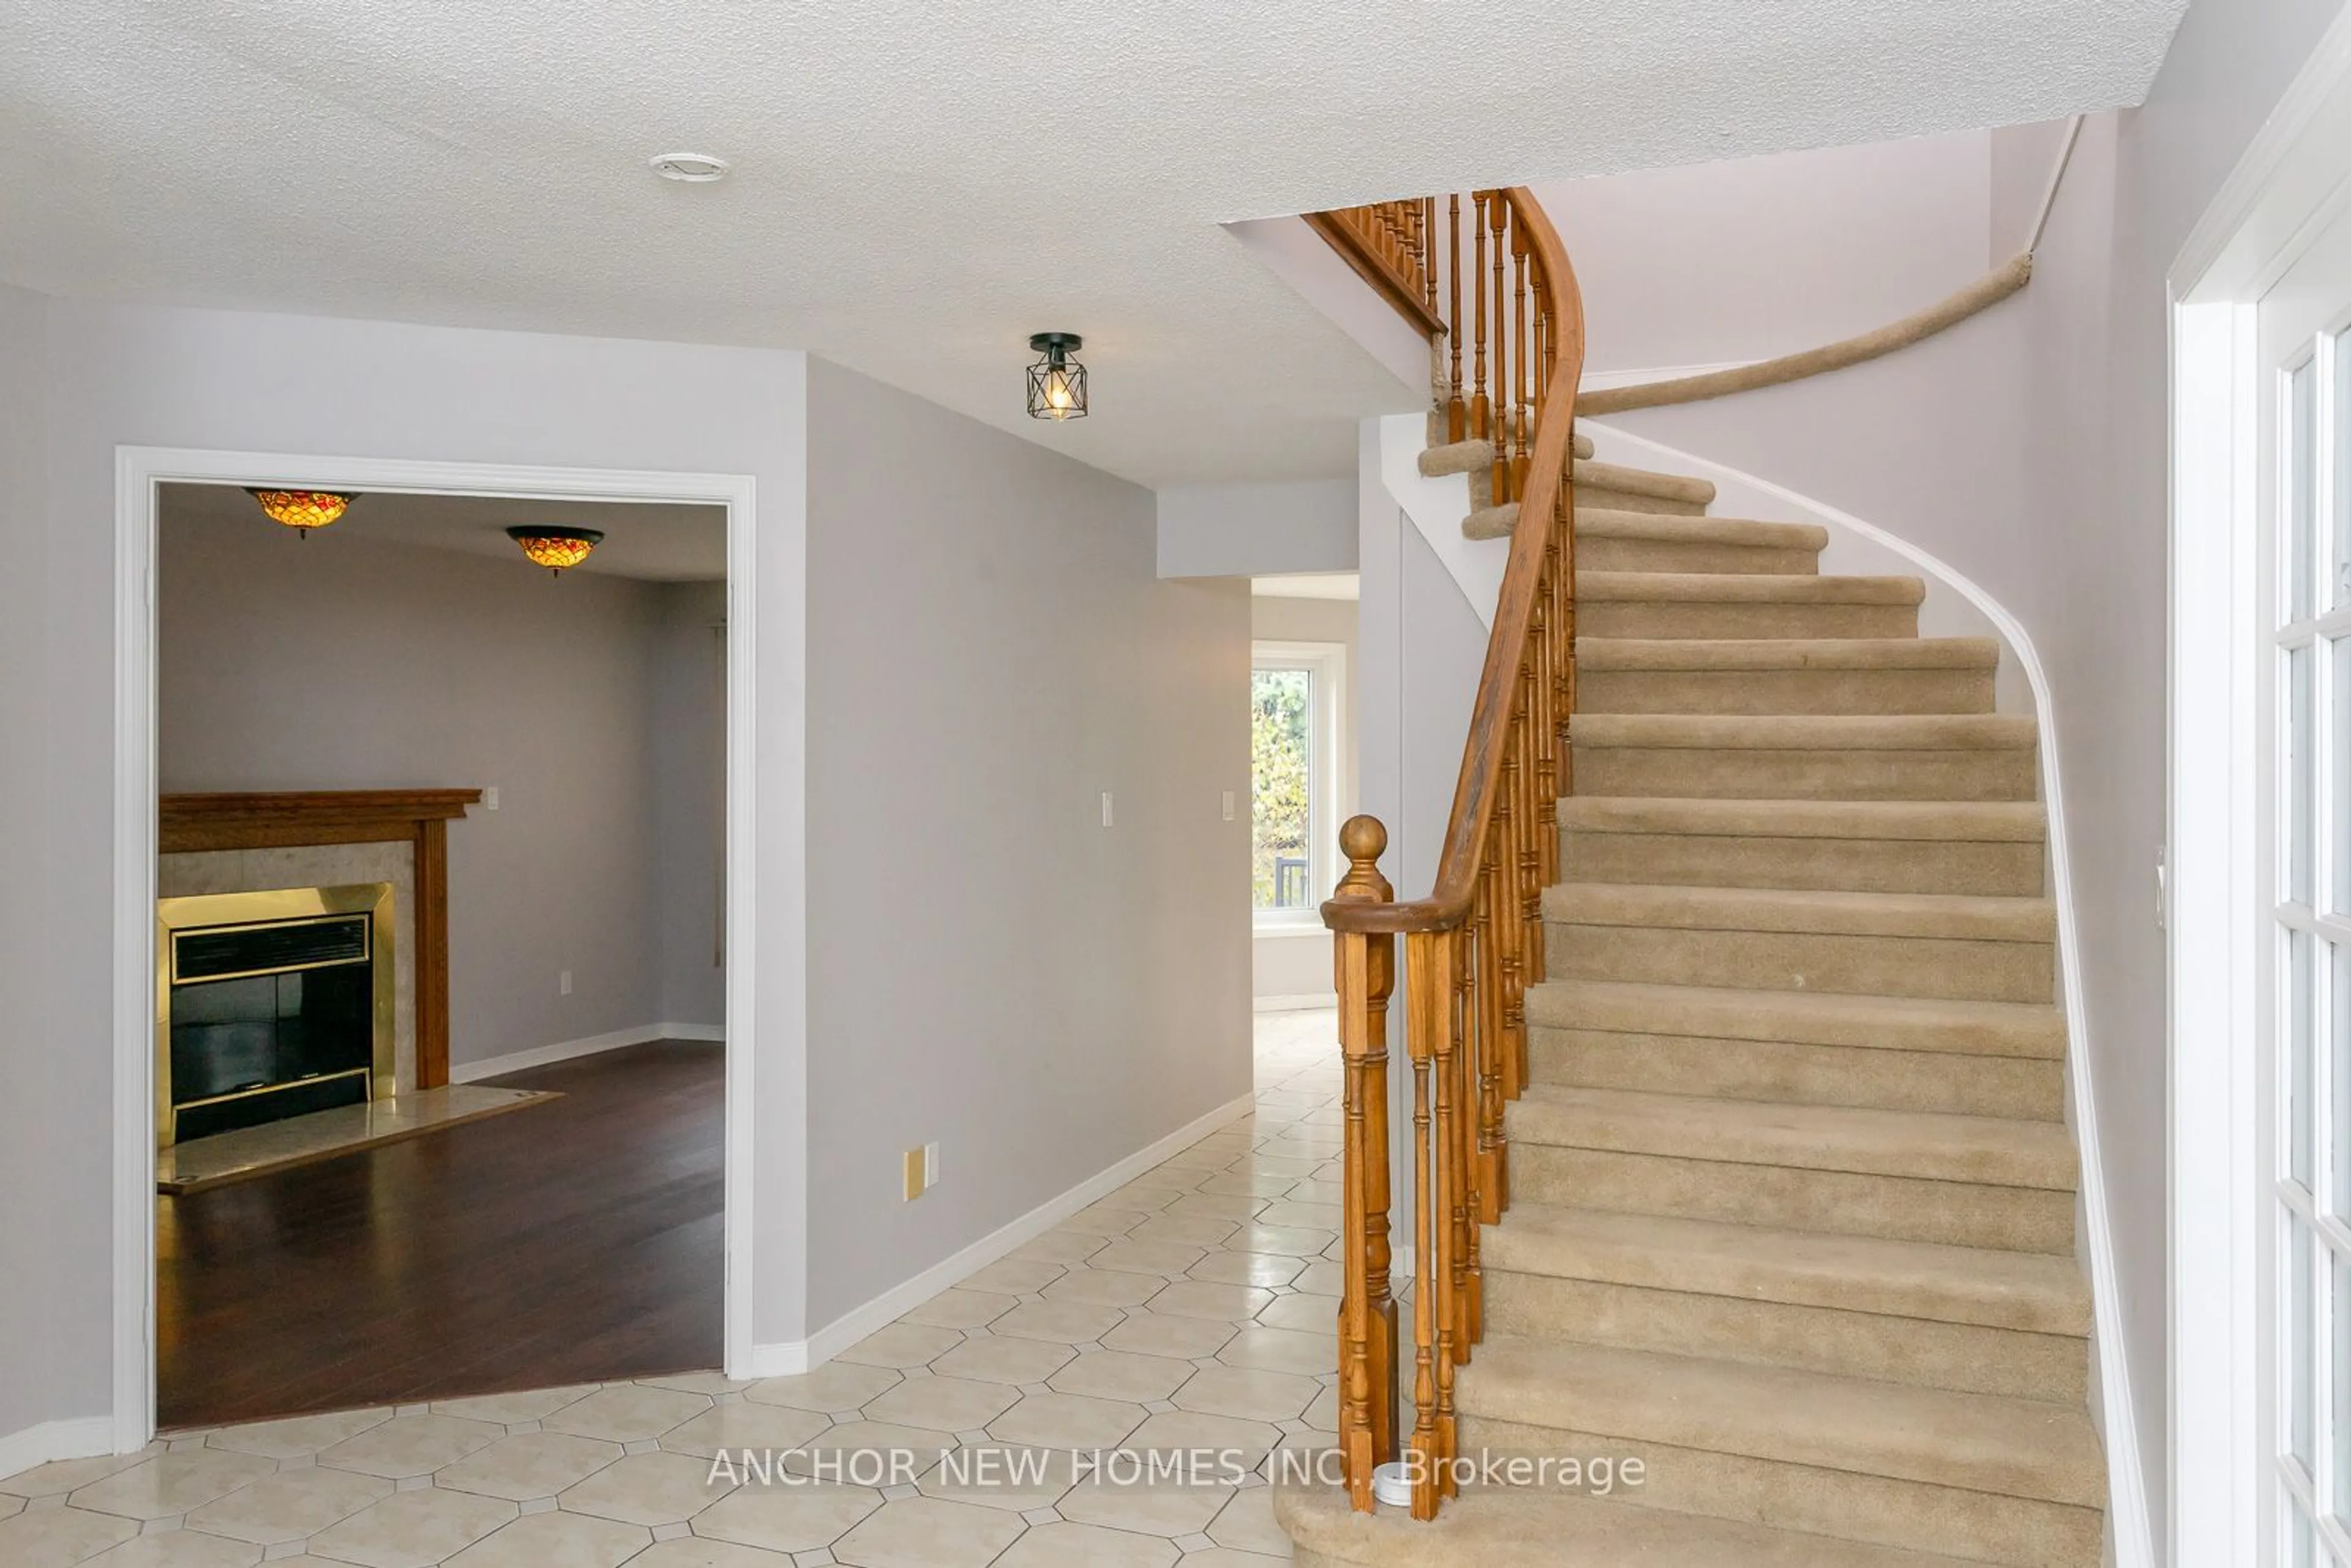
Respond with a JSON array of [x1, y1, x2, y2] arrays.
[[158, 1040, 723, 1430]]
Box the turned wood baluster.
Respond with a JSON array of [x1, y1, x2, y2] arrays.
[[1488, 195, 1510, 504], [1417, 929, 1461, 1501], [1531, 559, 1559, 895], [1493, 712, 1526, 1101], [1556, 460, 1579, 803], [1422, 197, 1439, 319], [1447, 197, 1466, 441], [1472, 877, 1507, 1219], [1470, 192, 1490, 441], [1511, 228, 1531, 501], [1404, 926, 1441, 1521], [1511, 683, 1542, 1086], [1331, 818, 1397, 1512], [1453, 915, 1485, 1346]]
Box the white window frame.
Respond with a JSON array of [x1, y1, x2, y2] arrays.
[[1251, 640, 1345, 929], [2172, 14, 2351, 1562]]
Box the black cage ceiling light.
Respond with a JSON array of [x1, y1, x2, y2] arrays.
[[1026, 332, 1087, 421]]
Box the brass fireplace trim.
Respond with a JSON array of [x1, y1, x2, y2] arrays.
[[156, 882, 397, 1150]]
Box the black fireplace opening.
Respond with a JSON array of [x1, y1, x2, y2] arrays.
[[169, 913, 377, 1142]]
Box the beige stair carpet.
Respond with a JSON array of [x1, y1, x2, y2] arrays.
[[1281, 449, 2107, 1566]]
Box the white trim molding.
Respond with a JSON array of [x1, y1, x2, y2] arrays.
[[743, 1092, 1255, 1378], [113, 449, 761, 1455], [448, 1022, 726, 1083], [1578, 359, 1758, 391], [1582, 419, 2156, 1568], [0, 1419, 121, 1485], [2165, 11, 2351, 1560]]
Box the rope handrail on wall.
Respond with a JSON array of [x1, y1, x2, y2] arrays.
[[1577, 115, 2085, 416]]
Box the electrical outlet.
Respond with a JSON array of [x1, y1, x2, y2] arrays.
[[924, 1141, 940, 1188], [1101, 791, 1114, 828], [903, 1148, 928, 1201], [484, 786, 501, 811], [559, 970, 573, 996], [1221, 790, 1235, 822]]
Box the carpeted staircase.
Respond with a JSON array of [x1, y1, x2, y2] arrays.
[[1277, 443, 2107, 1567]]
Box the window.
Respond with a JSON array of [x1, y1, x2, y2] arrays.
[[2270, 320, 2351, 1565], [1252, 642, 1343, 920]]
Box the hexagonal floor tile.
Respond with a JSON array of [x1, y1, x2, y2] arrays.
[[69, 1447, 278, 1520], [315, 1414, 506, 1480], [1170, 1366, 1319, 1423], [987, 1300, 1123, 1346], [1145, 1281, 1272, 1321], [836, 1322, 965, 1370], [1044, 1351, 1193, 1405], [1215, 1327, 1333, 1377], [657, 1401, 831, 1460], [1038, 1269, 1163, 1309], [898, 1289, 1019, 1330], [1098, 1313, 1236, 1362], [443, 1508, 649, 1568], [539, 1386, 713, 1444], [986, 1390, 1147, 1450], [830, 1495, 1024, 1568], [306, 1485, 517, 1567], [690, 1480, 881, 1554], [744, 1361, 902, 1414], [927, 1335, 1075, 1388], [200, 1406, 394, 1460], [863, 1375, 1019, 1435], [992, 1518, 1178, 1567], [433, 1430, 623, 1502], [181, 1463, 392, 1544], [557, 1450, 734, 1526]]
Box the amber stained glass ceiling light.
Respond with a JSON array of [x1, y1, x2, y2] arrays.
[[247, 488, 355, 533], [505, 525, 606, 575]]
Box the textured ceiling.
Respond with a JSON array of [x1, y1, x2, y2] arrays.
[[162, 483, 728, 582], [2, 0, 2184, 487]]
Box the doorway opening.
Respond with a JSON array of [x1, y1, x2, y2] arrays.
[[1248, 573, 1359, 1014], [112, 451, 759, 1447]]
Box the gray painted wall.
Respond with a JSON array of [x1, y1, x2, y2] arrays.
[[0, 285, 62, 1444], [1532, 129, 1994, 377], [156, 511, 726, 1063], [651, 581, 729, 1027], [1600, 0, 2345, 1531], [0, 297, 812, 1441], [1157, 478, 1359, 579], [803, 357, 1252, 1331]]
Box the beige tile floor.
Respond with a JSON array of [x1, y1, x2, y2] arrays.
[[3, 1011, 1341, 1567]]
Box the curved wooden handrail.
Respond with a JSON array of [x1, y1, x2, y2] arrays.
[[1322, 187, 1584, 936]]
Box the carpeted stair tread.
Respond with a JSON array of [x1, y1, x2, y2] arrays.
[[1482, 1205, 2091, 1336], [1577, 636, 1998, 672], [1420, 432, 1592, 478], [1524, 978, 2067, 1060], [1557, 796, 2045, 842], [1542, 880, 2055, 942], [1577, 571, 1924, 606], [1575, 508, 1826, 551], [1275, 1474, 1987, 1568], [1508, 1084, 2079, 1190], [1454, 1337, 2104, 1508], [1571, 712, 2036, 751], [1577, 460, 1718, 506], [1464, 501, 1520, 540]]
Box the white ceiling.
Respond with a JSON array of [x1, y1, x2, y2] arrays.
[[160, 483, 728, 583], [3, 1, 2184, 489]]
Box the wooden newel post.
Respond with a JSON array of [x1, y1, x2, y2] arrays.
[[1329, 814, 1398, 1511]]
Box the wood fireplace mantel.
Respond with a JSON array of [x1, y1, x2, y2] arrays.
[[160, 789, 482, 1089]]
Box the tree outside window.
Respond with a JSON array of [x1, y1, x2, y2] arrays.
[[1252, 667, 1314, 909]]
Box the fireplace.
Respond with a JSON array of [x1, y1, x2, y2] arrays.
[[156, 883, 396, 1147]]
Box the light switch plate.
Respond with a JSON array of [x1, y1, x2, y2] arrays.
[[903, 1149, 926, 1201], [1221, 790, 1235, 821]]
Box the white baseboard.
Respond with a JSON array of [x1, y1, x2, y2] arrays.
[[0, 1417, 119, 1480], [1253, 992, 1336, 1013], [739, 1090, 1256, 1379], [449, 1022, 725, 1083]]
